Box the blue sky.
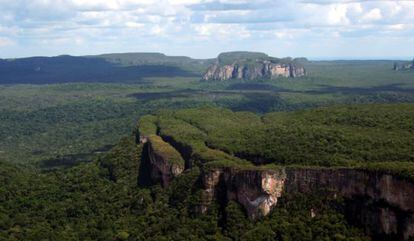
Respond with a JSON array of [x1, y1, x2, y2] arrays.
[[0, 0, 413, 59]]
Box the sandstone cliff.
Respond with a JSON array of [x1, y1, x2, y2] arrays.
[[200, 167, 286, 219], [199, 166, 414, 240], [202, 52, 306, 81], [142, 135, 185, 187], [394, 59, 414, 71]]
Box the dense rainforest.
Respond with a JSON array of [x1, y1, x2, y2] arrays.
[[3, 104, 414, 240], [0, 138, 369, 241]]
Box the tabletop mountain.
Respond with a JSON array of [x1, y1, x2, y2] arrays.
[[393, 59, 414, 71], [202, 51, 306, 81]]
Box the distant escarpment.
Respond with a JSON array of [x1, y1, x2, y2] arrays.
[[202, 52, 306, 81], [394, 59, 414, 71]]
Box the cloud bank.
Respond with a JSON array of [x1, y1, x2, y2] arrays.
[[0, 0, 413, 59]]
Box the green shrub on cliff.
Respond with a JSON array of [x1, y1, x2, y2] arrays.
[[137, 114, 158, 137], [148, 135, 185, 167]]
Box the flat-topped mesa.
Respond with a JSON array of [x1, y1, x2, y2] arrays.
[[202, 52, 306, 81], [394, 59, 414, 71], [144, 135, 185, 187]]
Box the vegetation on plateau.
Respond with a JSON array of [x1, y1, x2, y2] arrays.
[[138, 104, 414, 180]]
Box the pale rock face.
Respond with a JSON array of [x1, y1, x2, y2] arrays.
[[200, 168, 286, 219], [269, 64, 290, 78], [139, 136, 148, 144], [200, 169, 223, 214], [202, 61, 305, 81]]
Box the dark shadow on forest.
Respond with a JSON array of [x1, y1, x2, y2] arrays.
[[307, 84, 414, 94], [226, 83, 290, 92], [38, 145, 114, 170], [0, 55, 198, 84], [226, 82, 414, 94], [129, 89, 202, 100]]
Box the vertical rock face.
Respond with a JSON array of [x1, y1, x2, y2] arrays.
[[200, 168, 286, 219], [144, 136, 185, 187], [285, 168, 414, 240], [227, 169, 286, 219], [199, 167, 414, 240], [285, 169, 414, 212], [200, 168, 223, 214], [202, 60, 306, 81], [394, 59, 414, 71]]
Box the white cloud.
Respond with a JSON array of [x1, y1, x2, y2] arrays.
[[361, 8, 382, 22], [194, 23, 250, 39], [327, 4, 350, 25], [0, 0, 414, 58], [0, 37, 14, 47]]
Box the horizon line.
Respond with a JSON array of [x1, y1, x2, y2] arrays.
[[1, 52, 412, 61]]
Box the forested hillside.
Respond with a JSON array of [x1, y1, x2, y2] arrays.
[[3, 104, 414, 240], [0, 137, 370, 241]]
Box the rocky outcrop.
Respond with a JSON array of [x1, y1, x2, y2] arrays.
[[202, 60, 306, 81], [200, 167, 286, 219], [200, 167, 414, 240], [285, 168, 414, 240], [143, 136, 185, 187], [394, 59, 414, 71]]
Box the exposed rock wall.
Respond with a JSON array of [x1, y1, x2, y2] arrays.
[[199, 167, 414, 240], [200, 167, 286, 219], [144, 138, 184, 187], [285, 168, 414, 240], [393, 59, 414, 71], [202, 60, 306, 81]]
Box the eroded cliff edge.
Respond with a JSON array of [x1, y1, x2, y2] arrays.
[[139, 135, 185, 187]]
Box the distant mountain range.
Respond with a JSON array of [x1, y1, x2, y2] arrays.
[[0, 51, 410, 84], [0, 53, 212, 84]]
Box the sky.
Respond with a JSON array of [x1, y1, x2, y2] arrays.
[[0, 0, 413, 59]]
